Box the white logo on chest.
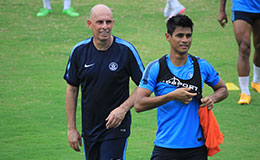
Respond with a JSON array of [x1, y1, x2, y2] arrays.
[[109, 62, 118, 71], [84, 63, 95, 68], [161, 76, 198, 91]]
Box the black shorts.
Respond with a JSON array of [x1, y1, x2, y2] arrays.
[[232, 11, 260, 25], [83, 138, 128, 160], [150, 145, 208, 160]]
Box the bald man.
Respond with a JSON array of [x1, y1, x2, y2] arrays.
[[64, 4, 144, 160]]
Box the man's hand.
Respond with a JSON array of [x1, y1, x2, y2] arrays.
[[105, 107, 127, 129], [168, 88, 197, 104], [200, 96, 215, 110], [67, 129, 82, 152], [218, 11, 228, 28]]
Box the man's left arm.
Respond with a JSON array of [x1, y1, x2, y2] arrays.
[[105, 46, 144, 129], [105, 87, 138, 129], [200, 78, 229, 110]]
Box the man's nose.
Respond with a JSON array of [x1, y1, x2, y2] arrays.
[[181, 36, 188, 42], [102, 22, 108, 29]]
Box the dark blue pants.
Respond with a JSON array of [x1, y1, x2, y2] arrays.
[[151, 145, 208, 160], [83, 138, 128, 160], [232, 11, 260, 25]]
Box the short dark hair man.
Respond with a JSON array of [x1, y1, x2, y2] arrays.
[[135, 15, 228, 160]]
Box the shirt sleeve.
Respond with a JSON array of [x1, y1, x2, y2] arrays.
[[139, 60, 160, 92], [128, 47, 145, 86], [63, 47, 80, 87], [199, 59, 220, 87]]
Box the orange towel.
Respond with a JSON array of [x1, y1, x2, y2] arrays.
[[198, 107, 224, 157]]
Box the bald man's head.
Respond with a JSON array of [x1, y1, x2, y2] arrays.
[[87, 4, 114, 45], [89, 4, 113, 21]]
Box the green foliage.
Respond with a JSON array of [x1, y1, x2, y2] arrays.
[[0, 0, 259, 159]]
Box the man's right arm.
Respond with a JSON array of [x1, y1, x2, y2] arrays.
[[134, 87, 197, 113], [65, 84, 82, 152]]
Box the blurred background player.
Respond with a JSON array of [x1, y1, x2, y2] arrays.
[[37, 0, 79, 17], [218, 0, 260, 105], [164, 0, 186, 18]]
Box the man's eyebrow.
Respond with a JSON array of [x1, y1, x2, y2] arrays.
[[176, 33, 185, 36]]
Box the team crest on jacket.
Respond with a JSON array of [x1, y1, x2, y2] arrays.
[[109, 62, 118, 71]]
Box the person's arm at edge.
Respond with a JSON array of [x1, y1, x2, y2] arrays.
[[218, 0, 228, 27], [65, 84, 82, 152], [200, 78, 229, 109]]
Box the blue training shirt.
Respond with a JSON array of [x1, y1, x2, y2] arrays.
[[232, 0, 260, 13], [64, 36, 144, 142], [139, 54, 220, 149]]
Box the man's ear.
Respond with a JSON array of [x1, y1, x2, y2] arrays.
[[87, 20, 92, 29], [165, 32, 171, 41]]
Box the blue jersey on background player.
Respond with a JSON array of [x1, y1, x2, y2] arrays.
[[218, 0, 260, 105]]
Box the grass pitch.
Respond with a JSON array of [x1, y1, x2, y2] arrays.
[[0, 0, 260, 159]]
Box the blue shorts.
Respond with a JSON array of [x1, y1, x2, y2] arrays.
[[232, 11, 260, 25], [150, 145, 208, 160], [83, 138, 128, 160]]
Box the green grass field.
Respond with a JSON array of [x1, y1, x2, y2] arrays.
[[1, 0, 260, 159]]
